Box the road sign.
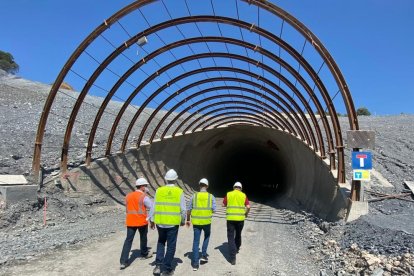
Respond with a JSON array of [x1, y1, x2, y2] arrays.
[[353, 170, 371, 181], [352, 151, 372, 170]]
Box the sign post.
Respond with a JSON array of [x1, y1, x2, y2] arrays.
[[347, 131, 375, 202]]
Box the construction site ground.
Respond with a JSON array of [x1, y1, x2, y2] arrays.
[[0, 200, 320, 276]]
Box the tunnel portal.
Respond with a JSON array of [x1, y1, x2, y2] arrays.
[[61, 125, 347, 220], [204, 137, 287, 199]]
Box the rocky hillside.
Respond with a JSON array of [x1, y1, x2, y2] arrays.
[[0, 70, 187, 176]]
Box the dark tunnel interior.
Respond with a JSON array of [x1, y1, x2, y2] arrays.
[[204, 139, 288, 201]]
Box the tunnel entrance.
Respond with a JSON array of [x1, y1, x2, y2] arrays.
[[64, 125, 347, 220], [205, 139, 287, 201]]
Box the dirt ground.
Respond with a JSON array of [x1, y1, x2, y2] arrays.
[[0, 201, 319, 276]]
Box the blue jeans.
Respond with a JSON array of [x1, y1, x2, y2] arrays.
[[120, 225, 148, 264], [155, 226, 179, 271], [192, 224, 211, 266]]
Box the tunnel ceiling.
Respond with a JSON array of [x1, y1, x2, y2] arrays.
[[32, 0, 360, 184]]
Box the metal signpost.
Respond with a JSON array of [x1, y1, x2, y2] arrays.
[[347, 131, 375, 202]]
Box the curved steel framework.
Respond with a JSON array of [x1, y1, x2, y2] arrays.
[[32, 0, 359, 185]]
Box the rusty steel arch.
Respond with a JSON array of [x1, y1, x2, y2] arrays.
[[212, 118, 267, 129], [153, 99, 288, 140], [197, 111, 278, 130], [163, 95, 294, 138], [202, 115, 274, 131], [178, 104, 283, 134], [32, 0, 361, 187]]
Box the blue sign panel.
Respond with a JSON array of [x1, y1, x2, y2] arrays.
[[352, 151, 372, 170]]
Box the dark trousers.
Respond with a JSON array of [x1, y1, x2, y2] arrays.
[[192, 224, 211, 266], [120, 225, 149, 264], [227, 220, 244, 260], [155, 225, 179, 271]]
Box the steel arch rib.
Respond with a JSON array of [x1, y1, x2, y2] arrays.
[[181, 106, 282, 132], [164, 95, 292, 138], [49, 15, 336, 172], [128, 85, 304, 150], [214, 120, 264, 128], [202, 116, 269, 131], [249, 0, 358, 130], [154, 99, 285, 141], [148, 74, 326, 157], [83, 35, 333, 166], [193, 111, 277, 130], [192, 111, 276, 131], [31, 1, 358, 184], [114, 56, 317, 155], [179, 105, 281, 134], [161, 99, 286, 138], [75, 17, 338, 168], [222, 122, 259, 128], [128, 77, 311, 152], [136, 73, 321, 154], [105, 54, 313, 158]]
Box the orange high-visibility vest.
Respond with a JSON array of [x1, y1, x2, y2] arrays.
[[125, 191, 148, 227]]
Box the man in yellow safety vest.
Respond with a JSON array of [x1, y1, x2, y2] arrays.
[[149, 169, 186, 276], [223, 182, 250, 265], [185, 178, 216, 271]]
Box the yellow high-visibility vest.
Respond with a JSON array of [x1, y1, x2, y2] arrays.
[[226, 190, 246, 221], [191, 192, 213, 225], [154, 186, 183, 226]]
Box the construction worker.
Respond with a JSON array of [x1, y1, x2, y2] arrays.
[[119, 177, 153, 270], [222, 182, 250, 265], [149, 169, 186, 276], [186, 178, 216, 271]]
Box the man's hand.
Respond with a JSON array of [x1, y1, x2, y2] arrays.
[[150, 221, 155, 230], [185, 221, 191, 228]]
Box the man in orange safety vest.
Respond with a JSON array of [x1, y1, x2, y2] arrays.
[[119, 177, 153, 269]]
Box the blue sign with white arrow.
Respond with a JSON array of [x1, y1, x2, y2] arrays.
[[352, 151, 372, 170]]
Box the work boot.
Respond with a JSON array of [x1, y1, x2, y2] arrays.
[[161, 269, 174, 276], [200, 255, 208, 263], [153, 265, 161, 275], [120, 263, 127, 270], [230, 258, 236, 265], [141, 252, 153, 259]]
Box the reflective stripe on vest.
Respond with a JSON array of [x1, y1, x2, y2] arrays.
[[226, 190, 246, 221], [154, 186, 183, 226], [125, 191, 148, 226], [191, 192, 213, 225]]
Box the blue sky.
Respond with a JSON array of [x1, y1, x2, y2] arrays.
[[1, 0, 413, 115]]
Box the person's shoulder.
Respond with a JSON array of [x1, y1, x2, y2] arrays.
[[176, 186, 184, 192]]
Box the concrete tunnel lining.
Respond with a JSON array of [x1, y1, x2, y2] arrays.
[[66, 125, 347, 221]]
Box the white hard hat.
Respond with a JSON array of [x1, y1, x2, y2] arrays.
[[135, 177, 149, 186], [164, 169, 178, 181], [233, 182, 242, 189], [199, 178, 209, 186]]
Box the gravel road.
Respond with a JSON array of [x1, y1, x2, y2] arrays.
[[0, 200, 320, 276]]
